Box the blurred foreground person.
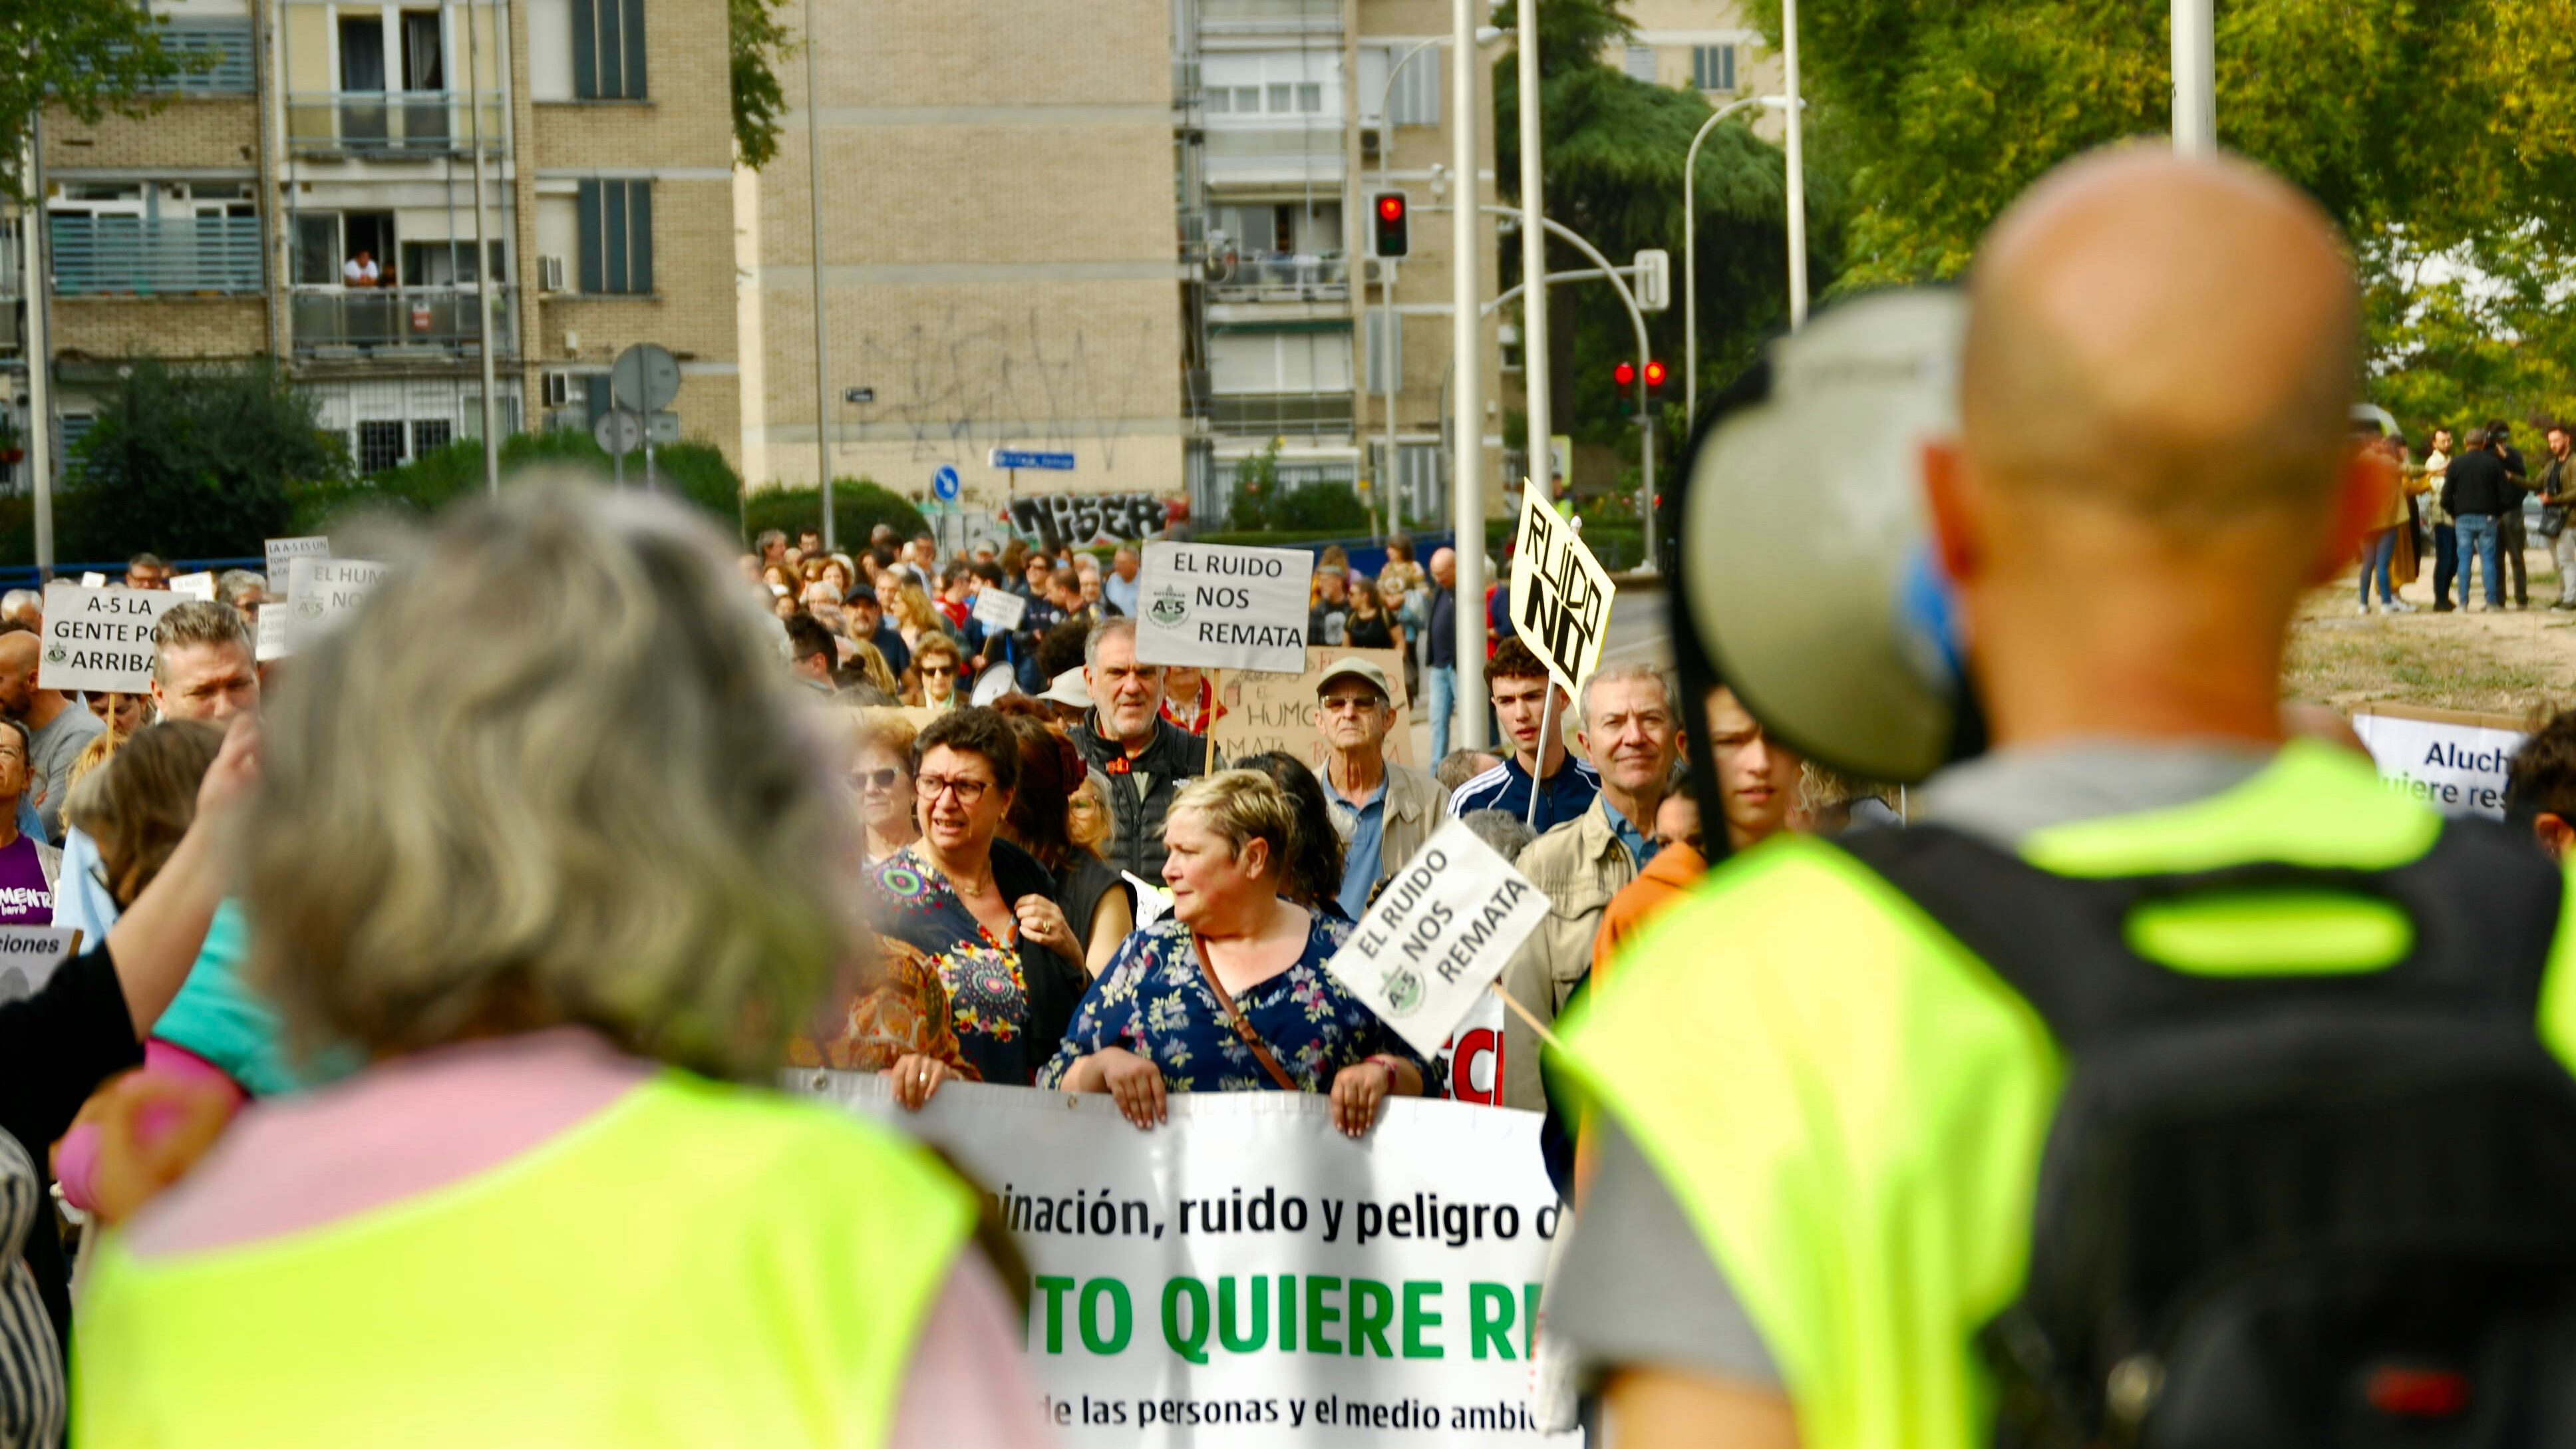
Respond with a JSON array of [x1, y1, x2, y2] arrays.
[[1561, 151, 2576, 1448], [74, 485, 1048, 1449], [2506, 709, 2576, 863]]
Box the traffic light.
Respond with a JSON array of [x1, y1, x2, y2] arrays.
[[1614, 360, 1637, 417], [1372, 192, 1410, 258], [1643, 359, 1669, 399]]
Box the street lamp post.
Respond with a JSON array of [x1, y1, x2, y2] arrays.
[[1450, 0, 1488, 748], [1682, 93, 1788, 426], [804, 0, 836, 549], [1782, 0, 1808, 331], [2172, 0, 2215, 153], [1514, 0, 1549, 503]]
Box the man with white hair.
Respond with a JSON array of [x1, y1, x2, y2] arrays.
[[1490, 661, 1681, 1111], [1314, 657, 1449, 919], [1103, 547, 1142, 618]]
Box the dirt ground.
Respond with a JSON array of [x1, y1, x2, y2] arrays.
[[2287, 545, 2576, 721]]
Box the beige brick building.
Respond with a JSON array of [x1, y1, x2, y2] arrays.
[[1608, 0, 1786, 138], [5, 0, 740, 484]]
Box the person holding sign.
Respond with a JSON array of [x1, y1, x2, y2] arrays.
[[1446, 638, 1598, 832], [1040, 770, 1425, 1136]]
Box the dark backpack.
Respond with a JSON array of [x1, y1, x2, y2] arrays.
[[1842, 820, 2576, 1449]]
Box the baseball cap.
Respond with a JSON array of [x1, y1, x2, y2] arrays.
[[1040, 667, 1094, 709], [1313, 657, 1392, 703]]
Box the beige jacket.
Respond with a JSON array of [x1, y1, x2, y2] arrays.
[[1327, 759, 1451, 899], [1496, 796, 1637, 1112]]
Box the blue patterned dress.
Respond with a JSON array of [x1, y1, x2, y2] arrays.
[[1037, 913, 1426, 1094]]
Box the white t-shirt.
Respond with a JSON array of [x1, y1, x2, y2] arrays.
[[342, 257, 379, 286]]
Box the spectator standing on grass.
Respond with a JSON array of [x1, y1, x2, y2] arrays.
[[2539, 424, 2576, 611], [2357, 434, 2418, 614], [2424, 426, 2458, 610], [2491, 420, 2533, 609], [2444, 426, 2515, 610]]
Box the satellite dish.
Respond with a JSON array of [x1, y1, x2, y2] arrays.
[[970, 662, 1019, 707], [1675, 288, 1973, 786]]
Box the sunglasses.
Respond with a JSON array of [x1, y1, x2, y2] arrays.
[[920, 664, 957, 677], [853, 766, 905, 792]]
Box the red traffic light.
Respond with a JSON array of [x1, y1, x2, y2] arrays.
[[1613, 361, 1637, 389], [1371, 190, 1410, 257], [1643, 359, 1668, 391], [1377, 194, 1406, 223]]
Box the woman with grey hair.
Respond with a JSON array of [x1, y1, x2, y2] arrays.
[[71, 484, 1050, 1448]]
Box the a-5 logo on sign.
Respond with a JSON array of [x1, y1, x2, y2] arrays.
[[1148, 587, 1189, 627], [1378, 965, 1424, 1016]]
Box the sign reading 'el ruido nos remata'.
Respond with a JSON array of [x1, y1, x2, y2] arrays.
[[1133, 542, 1316, 675]]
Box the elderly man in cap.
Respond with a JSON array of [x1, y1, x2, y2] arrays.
[[1315, 656, 1450, 920]]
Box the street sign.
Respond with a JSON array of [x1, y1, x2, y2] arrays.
[[987, 448, 1076, 471], [593, 408, 644, 457], [933, 464, 961, 502], [609, 343, 681, 413], [1634, 248, 1671, 312], [645, 409, 681, 444], [844, 387, 876, 405]]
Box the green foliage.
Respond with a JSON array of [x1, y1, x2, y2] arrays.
[[287, 429, 746, 536], [65, 361, 348, 560], [742, 480, 928, 549], [729, 0, 795, 169], [3, 0, 206, 203], [1223, 443, 1371, 534], [1225, 442, 1284, 530]]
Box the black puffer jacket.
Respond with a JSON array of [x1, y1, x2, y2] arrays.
[[1070, 715, 1209, 882]]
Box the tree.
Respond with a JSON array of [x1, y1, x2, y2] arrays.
[[730, 0, 796, 170], [66, 361, 349, 559], [3, 0, 202, 202]]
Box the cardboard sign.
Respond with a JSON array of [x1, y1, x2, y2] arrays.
[[1507, 490, 1615, 693], [0, 927, 79, 1004], [1132, 542, 1315, 675], [255, 607, 291, 663], [37, 583, 184, 694], [2350, 704, 2531, 818], [1210, 647, 1416, 770], [1324, 818, 1552, 1059], [264, 536, 331, 595], [168, 571, 217, 602], [78, 573, 104, 588], [285, 557, 391, 650], [971, 586, 1030, 633]]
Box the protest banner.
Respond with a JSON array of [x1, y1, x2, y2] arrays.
[[1124, 871, 1176, 928], [973, 586, 1031, 633], [1211, 647, 1416, 770], [0, 928, 79, 1004], [1506, 492, 1615, 695], [168, 571, 217, 602], [285, 558, 391, 651], [1134, 542, 1314, 675], [264, 536, 331, 595], [1324, 820, 1552, 1060], [1433, 995, 1508, 1106], [2351, 703, 2531, 818], [795, 1076, 1573, 1446], [37, 583, 183, 694]]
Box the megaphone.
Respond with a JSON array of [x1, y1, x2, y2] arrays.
[[1670, 288, 1980, 804]]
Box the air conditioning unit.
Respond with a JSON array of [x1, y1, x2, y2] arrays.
[[542, 372, 571, 408], [538, 255, 567, 293], [1363, 257, 1397, 284]]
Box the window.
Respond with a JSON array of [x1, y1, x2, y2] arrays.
[[1206, 88, 1230, 113], [410, 419, 454, 456], [571, 0, 646, 98], [575, 178, 653, 293], [1383, 51, 1440, 126], [356, 420, 408, 473], [1267, 82, 1292, 112], [1623, 46, 1658, 83], [1295, 82, 1321, 112], [1692, 44, 1736, 92], [1233, 86, 1258, 111]]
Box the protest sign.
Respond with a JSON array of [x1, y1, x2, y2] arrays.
[[1433, 994, 1508, 1106], [2351, 704, 2530, 818], [255, 607, 290, 663], [1325, 820, 1552, 1060], [0, 928, 79, 1004], [285, 558, 391, 650], [1506, 492, 1615, 693], [1134, 542, 1314, 675], [1124, 871, 1176, 928], [972, 586, 1031, 633], [168, 571, 217, 603], [264, 536, 331, 595], [77, 573, 104, 588], [1211, 647, 1416, 770], [37, 583, 183, 694], [795, 1076, 1573, 1446]]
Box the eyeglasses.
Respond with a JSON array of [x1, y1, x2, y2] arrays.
[[916, 773, 994, 805], [853, 766, 904, 792], [919, 664, 957, 677], [1319, 693, 1383, 713]]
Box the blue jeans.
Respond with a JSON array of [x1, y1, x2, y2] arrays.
[[1426, 665, 1457, 762], [2457, 514, 2503, 607], [2360, 529, 2396, 604]]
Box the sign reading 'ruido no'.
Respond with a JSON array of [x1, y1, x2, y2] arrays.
[[37, 583, 185, 694], [1325, 819, 1553, 1060], [285, 557, 392, 651], [1132, 541, 1317, 675]]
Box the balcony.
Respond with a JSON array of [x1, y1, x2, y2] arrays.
[[1201, 0, 1339, 35], [49, 214, 261, 295], [1209, 392, 1354, 438], [148, 20, 257, 94], [291, 285, 518, 357], [285, 92, 506, 157], [1209, 252, 1348, 303]]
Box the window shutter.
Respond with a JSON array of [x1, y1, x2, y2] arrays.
[[576, 178, 603, 292], [596, 0, 623, 95], [620, 0, 647, 97], [628, 182, 653, 293], [572, 0, 597, 97], [602, 179, 629, 292], [1623, 46, 1657, 83]]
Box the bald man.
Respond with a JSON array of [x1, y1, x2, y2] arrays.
[[0, 627, 102, 843], [1552, 148, 2567, 1447]]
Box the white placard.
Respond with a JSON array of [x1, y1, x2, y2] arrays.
[[0, 927, 79, 1003], [2351, 708, 2529, 818], [1123, 870, 1175, 929], [263, 536, 331, 595], [254, 607, 291, 663], [1506, 492, 1615, 693], [792, 1076, 1574, 1448], [285, 557, 391, 650], [167, 571, 217, 602], [1133, 542, 1315, 675], [972, 585, 1030, 633], [1323, 819, 1552, 1060], [77, 573, 104, 588], [37, 583, 184, 694]]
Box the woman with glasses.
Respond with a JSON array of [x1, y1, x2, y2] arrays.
[[865, 708, 1090, 1086], [848, 713, 921, 865], [904, 634, 966, 713]]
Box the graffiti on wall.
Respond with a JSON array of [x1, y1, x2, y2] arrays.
[[1006, 493, 1168, 552]]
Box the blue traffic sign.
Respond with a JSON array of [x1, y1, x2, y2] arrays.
[[932, 464, 961, 502], [987, 448, 1076, 471]]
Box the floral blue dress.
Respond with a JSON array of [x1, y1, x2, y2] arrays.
[[1037, 913, 1426, 1094]]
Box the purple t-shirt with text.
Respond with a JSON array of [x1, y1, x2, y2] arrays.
[[0, 834, 53, 926]]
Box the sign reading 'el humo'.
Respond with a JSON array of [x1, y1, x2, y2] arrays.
[[38, 583, 185, 694], [1132, 542, 1315, 675], [285, 557, 393, 651]]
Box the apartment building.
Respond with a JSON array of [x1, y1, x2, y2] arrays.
[[4, 0, 739, 484], [1612, 0, 1786, 138], [742, 0, 1504, 526]]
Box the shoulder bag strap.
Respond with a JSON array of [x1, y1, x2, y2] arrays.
[[1192, 932, 1301, 1092]]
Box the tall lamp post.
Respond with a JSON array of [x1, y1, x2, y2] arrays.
[[804, 0, 836, 549], [1782, 0, 1807, 331], [2172, 0, 2214, 153], [1681, 92, 1788, 426], [1450, 0, 1488, 748]]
